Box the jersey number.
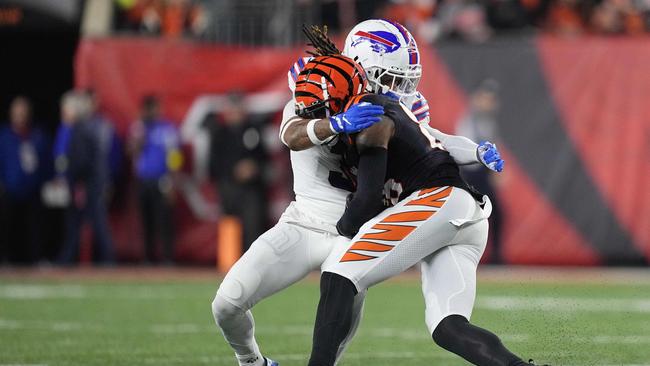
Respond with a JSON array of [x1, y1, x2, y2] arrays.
[[400, 102, 444, 150], [383, 179, 403, 207]]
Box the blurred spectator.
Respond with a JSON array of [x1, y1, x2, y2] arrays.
[[544, 0, 588, 36], [113, 0, 650, 45], [55, 91, 115, 265], [456, 80, 505, 264], [162, 0, 207, 37], [485, 0, 531, 30], [0, 96, 49, 265], [377, 0, 439, 43], [85, 89, 124, 188], [115, 0, 208, 38], [435, 0, 493, 42], [590, 0, 645, 34], [129, 95, 182, 264], [518, 0, 554, 27], [204, 92, 269, 252]]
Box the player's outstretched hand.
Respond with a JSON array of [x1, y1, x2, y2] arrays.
[[329, 102, 384, 134], [477, 141, 505, 172]]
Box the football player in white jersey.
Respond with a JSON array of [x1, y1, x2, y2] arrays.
[[211, 21, 503, 366], [211, 53, 379, 366], [282, 21, 503, 173]]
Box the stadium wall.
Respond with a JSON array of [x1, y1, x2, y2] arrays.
[[75, 36, 650, 265]]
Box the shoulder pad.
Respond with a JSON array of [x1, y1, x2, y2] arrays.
[[410, 92, 430, 123], [287, 56, 314, 92]]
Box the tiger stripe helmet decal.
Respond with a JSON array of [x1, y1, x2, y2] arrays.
[[294, 55, 368, 119]]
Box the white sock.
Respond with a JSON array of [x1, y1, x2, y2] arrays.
[[212, 296, 264, 366], [236, 352, 265, 366]]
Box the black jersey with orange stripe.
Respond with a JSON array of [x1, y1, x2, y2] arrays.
[[341, 93, 480, 201]]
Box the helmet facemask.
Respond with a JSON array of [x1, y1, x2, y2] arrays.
[[296, 96, 343, 120], [367, 64, 421, 100]]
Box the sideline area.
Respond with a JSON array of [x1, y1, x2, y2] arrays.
[[1, 265, 649, 284]]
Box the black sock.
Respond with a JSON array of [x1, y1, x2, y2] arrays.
[[432, 315, 527, 366], [307, 272, 358, 366]]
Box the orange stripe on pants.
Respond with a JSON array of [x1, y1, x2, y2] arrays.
[[361, 223, 416, 241], [406, 186, 452, 208]]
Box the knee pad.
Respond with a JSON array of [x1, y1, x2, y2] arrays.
[[211, 294, 244, 326]]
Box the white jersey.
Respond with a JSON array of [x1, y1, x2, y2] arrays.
[[211, 60, 487, 366], [278, 101, 350, 233], [278, 57, 480, 231]]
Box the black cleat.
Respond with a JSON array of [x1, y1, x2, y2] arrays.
[[528, 359, 550, 366]]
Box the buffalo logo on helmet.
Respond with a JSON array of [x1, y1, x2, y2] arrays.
[[350, 30, 401, 54]]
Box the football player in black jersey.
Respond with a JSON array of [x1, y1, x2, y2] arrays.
[[302, 69, 548, 366]]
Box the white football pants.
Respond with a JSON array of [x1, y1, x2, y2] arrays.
[[212, 205, 366, 365], [323, 186, 490, 333]]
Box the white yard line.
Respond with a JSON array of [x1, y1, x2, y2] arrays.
[[139, 352, 650, 366], [0, 285, 86, 299], [150, 323, 208, 334], [143, 351, 454, 364], [0, 318, 101, 332], [476, 266, 650, 285], [3, 284, 650, 316], [590, 335, 650, 344], [0, 284, 184, 300], [477, 296, 650, 313], [5, 317, 648, 348]]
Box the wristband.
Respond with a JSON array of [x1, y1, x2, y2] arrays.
[[329, 116, 339, 134], [307, 119, 327, 145]]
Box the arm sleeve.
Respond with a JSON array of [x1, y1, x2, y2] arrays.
[[336, 147, 388, 238], [279, 100, 301, 147], [424, 125, 480, 165], [411, 92, 430, 125]]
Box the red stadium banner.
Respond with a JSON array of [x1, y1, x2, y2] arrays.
[[75, 36, 650, 265], [75, 38, 302, 135]]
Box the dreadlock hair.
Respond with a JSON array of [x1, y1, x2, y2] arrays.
[[302, 24, 341, 57]]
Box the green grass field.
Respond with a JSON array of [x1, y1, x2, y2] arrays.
[[1, 268, 649, 366]]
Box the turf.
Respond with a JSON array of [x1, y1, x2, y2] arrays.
[[1, 271, 649, 365]]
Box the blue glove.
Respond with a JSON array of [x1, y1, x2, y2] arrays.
[[477, 141, 505, 172], [329, 102, 384, 134], [381, 90, 400, 101]]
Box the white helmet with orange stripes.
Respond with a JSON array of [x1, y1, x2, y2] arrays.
[[342, 19, 422, 100]]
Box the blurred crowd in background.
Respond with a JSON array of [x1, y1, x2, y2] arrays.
[[113, 0, 650, 44], [0, 91, 272, 266], [2, 0, 649, 267], [0, 79, 505, 267]]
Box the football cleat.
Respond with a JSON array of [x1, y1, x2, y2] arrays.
[[528, 359, 550, 366], [264, 357, 279, 366]]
